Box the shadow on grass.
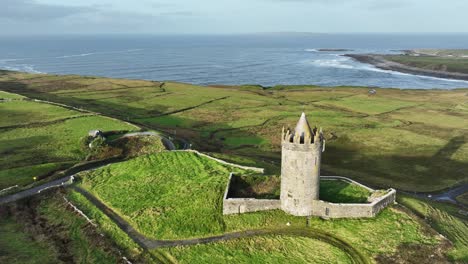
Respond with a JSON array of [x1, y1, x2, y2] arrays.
[[375, 242, 452, 264], [325, 135, 468, 192]]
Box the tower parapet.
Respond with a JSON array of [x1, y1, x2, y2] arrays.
[[280, 112, 324, 216]]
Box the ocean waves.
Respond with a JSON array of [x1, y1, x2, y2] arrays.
[[1, 35, 468, 89]]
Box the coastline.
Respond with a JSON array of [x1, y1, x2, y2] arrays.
[[345, 54, 468, 81]]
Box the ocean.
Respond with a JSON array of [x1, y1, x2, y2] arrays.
[[1, 34, 468, 89]]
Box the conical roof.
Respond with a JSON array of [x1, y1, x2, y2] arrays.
[[293, 112, 313, 141]]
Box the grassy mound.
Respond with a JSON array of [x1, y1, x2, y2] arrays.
[[85, 134, 167, 160], [79, 151, 246, 239]]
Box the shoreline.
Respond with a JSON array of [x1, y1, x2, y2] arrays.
[[344, 54, 468, 81]]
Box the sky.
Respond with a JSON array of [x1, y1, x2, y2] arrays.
[[1, 0, 467, 35]]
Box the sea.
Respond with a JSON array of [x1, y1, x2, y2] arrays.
[[1, 34, 468, 89]]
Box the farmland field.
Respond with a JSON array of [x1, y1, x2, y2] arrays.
[[0, 93, 138, 190], [1, 71, 466, 192], [1, 70, 467, 263]]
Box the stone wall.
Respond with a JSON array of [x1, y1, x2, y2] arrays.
[[183, 150, 264, 173], [320, 176, 375, 192], [223, 198, 281, 215], [372, 189, 397, 215], [222, 173, 280, 215], [310, 188, 396, 218]]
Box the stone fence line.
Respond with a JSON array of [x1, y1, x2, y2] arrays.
[[320, 176, 375, 192], [182, 150, 265, 173], [223, 172, 396, 218]]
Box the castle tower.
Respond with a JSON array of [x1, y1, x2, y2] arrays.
[[280, 112, 324, 216]]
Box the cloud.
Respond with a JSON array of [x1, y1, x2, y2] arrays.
[[0, 0, 96, 21], [366, 0, 409, 10], [160, 11, 197, 17]]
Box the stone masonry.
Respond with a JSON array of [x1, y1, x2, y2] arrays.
[[222, 112, 396, 218], [280, 112, 324, 216]]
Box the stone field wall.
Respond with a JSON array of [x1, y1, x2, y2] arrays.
[[222, 172, 396, 217]]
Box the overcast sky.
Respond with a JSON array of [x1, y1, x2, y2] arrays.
[[1, 0, 467, 35]]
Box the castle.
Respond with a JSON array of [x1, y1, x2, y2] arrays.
[[223, 112, 396, 218], [281, 112, 324, 216]]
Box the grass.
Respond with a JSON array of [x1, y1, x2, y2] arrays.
[[455, 192, 468, 206], [0, 71, 466, 262], [0, 90, 25, 99], [37, 195, 119, 263], [384, 54, 468, 74], [397, 194, 468, 262], [78, 151, 245, 239], [0, 217, 58, 264], [159, 235, 353, 264], [0, 99, 88, 127], [157, 208, 442, 263], [2, 72, 467, 192], [320, 180, 371, 203], [0, 93, 138, 189], [0, 162, 72, 190], [76, 150, 446, 262], [65, 190, 164, 263], [315, 94, 418, 115]]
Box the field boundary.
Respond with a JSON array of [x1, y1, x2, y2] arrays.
[[181, 150, 265, 173]]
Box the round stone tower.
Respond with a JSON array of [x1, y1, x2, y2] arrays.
[[280, 112, 324, 216]]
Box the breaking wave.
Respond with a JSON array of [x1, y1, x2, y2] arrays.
[[0, 64, 44, 74], [55, 49, 143, 59], [303, 56, 356, 69]]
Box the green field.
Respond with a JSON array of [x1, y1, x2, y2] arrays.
[[456, 192, 468, 206], [384, 54, 468, 74], [0, 217, 57, 264], [1, 71, 467, 192], [398, 194, 468, 262], [78, 151, 243, 239], [320, 180, 371, 203], [1, 71, 467, 263], [0, 96, 138, 190], [74, 150, 447, 262], [160, 235, 353, 264], [0, 193, 122, 264]]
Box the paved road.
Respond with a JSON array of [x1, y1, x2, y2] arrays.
[[407, 183, 468, 207], [0, 176, 73, 205]]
